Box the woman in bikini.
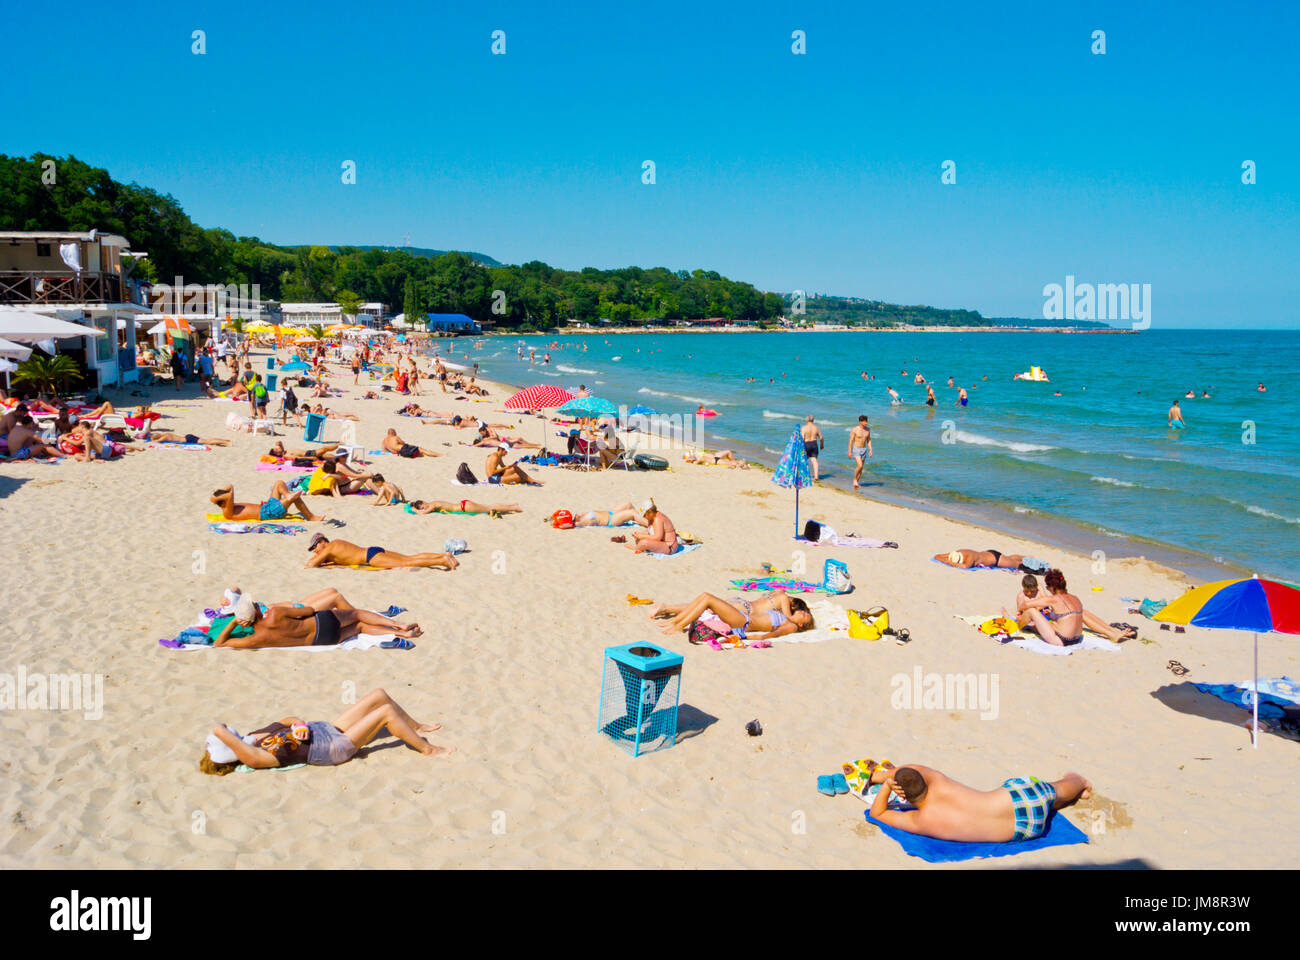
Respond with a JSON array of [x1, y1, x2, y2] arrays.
[[1016, 570, 1136, 645], [571, 502, 648, 527], [650, 590, 814, 641], [200, 687, 453, 775], [409, 498, 523, 516]]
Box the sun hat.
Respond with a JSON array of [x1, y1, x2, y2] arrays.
[[638, 498, 656, 515], [233, 594, 258, 624]]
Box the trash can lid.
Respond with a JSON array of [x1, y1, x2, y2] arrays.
[[605, 641, 683, 672]]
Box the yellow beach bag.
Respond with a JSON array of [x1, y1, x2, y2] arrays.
[[848, 606, 889, 640]]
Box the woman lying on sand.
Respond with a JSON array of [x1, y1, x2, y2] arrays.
[[200, 688, 453, 775], [650, 591, 815, 640], [549, 502, 648, 528], [682, 448, 749, 468], [933, 548, 1024, 569], [410, 498, 523, 516]]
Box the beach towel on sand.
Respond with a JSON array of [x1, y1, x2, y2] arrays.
[[1194, 677, 1299, 719], [161, 605, 407, 651], [729, 576, 829, 593], [209, 522, 307, 535], [864, 807, 1088, 862], [647, 541, 703, 558], [955, 615, 1121, 656]]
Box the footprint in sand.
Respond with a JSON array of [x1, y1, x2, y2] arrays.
[[1070, 792, 1133, 838]]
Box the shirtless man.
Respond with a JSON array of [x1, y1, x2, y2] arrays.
[[866, 761, 1091, 843], [800, 415, 824, 480], [625, 499, 678, 554], [211, 482, 325, 522], [145, 431, 231, 446], [382, 428, 440, 459], [1011, 573, 1135, 644], [411, 498, 523, 516], [1168, 399, 1186, 429], [305, 534, 458, 570], [210, 593, 422, 648], [472, 424, 539, 449], [932, 548, 1024, 570], [4, 415, 62, 459], [887, 386, 902, 405], [1014, 568, 1134, 646], [268, 440, 341, 460], [485, 443, 541, 485], [847, 415, 873, 490]]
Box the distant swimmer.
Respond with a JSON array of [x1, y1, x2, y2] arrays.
[[848, 415, 873, 490], [888, 386, 902, 405], [1258, 382, 1267, 392], [915, 373, 926, 385], [801, 415, 825, 481], [946, 377, 954, 388], [1202, 390, 1211, 398], [956, 387, 968, 408], [925, 385, 936, 407], [1168, 399, 1186, 429], [1185, 390, 1196, 399]]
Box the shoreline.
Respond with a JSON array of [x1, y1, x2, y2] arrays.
[[482, 326, 1136, 335], [471, 363, 1220, 586]]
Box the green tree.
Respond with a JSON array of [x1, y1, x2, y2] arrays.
[[13, 354, 82, 399]]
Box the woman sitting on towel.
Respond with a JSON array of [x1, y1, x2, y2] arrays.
[[650, 590, 814, 641], [200, 688, 453, 775]]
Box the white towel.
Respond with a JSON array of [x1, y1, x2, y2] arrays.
[[954, 614, 1121, 656]]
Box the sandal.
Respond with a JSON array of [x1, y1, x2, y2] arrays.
[[610, 535, 627, 543], [895, 628, 912, 645], [1167, 660, 1189, 676]]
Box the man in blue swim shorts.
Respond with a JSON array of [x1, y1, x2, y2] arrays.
[[210, 481, 325, 522], [865, 762, 1091, 842]]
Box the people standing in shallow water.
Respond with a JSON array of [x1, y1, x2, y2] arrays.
[[848, 415, 873, 490], [1168, 399, 1186, 429], [800, 415, 824, 481]]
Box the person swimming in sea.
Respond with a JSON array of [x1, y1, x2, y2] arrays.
[[887, 386, 902, 405], [956, 387, 968, 408]]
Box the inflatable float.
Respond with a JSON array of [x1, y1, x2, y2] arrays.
[[634, 454, 669, 470], [695, 408, 720, 417], [1014, 366, 1050, 382]]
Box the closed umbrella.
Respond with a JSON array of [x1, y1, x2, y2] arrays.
[[771, 427, 814, 538], [1155, 576, 1300, 747]]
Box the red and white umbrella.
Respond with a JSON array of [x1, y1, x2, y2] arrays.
[[503, 384, 574, 410], [503, 385, 575, 453]]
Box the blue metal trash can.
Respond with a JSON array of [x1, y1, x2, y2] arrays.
[[598, 642, 683, 756]]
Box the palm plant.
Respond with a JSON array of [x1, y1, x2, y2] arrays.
[[308, 324, 326, 340], [13, 354, 83, 399]]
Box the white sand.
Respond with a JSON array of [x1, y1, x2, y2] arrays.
[[1, 356, 1295, 868]]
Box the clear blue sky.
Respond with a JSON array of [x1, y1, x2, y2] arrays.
[[4, 0, 1297, 327]]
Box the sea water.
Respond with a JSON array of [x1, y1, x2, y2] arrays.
[[449, 329, 1299, 583]]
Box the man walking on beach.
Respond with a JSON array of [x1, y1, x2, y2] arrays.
[[801, 415, 824, 481], [848, 415, 873, 490]]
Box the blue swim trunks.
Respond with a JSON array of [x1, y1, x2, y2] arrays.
[[259, 498, 288, 521], [1003, 776, 1056, 841]]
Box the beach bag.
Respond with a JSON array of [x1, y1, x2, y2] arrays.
[[1018, 556, 1050, 574], [456, 462, 478, 485], [848, 606, 889, 640], [291, 457, 315, 468], [824, 558, 853, 594], [443, 538, 468, 555], [689, 621, 725, 645], [803, 520, 823, 542]]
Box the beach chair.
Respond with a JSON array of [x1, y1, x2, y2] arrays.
[[95, 413, 128, 433], [334, 421, 363, 466], [602, 436, 639, 470]]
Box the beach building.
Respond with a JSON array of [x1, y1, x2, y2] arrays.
[[422, 313, 481, 334], [0, 230, 153, 389], [280, 302, 387, 327]]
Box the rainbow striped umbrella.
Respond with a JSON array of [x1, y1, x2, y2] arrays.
[[1155, 576, 1300, 747]]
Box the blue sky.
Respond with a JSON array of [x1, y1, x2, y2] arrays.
[[4, 0, 1297, 327]]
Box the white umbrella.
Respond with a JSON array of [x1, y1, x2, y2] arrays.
[[0, 358, 17, 373], [0, 307, 104, 341], [0, 337, 33, 361]]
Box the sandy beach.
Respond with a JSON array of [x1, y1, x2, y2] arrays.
[[1, 355, 1295, 870]]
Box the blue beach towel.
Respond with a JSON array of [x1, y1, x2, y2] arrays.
[[1193, 677, 1299, 720], [648, 541, 703, 559], [864, 807, 1088, 862]]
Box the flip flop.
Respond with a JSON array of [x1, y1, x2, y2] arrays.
[[610, 535, 627, 543], [817, 775, 837, 796], [380, 638, 415, 650], [896, 628, 912, 645], [379, 605, 407, 617], [1167, 660, 1189, 676], [831, 773, 850, 795]]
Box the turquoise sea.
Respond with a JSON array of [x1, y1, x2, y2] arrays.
[[446, 329, 1299, 583]]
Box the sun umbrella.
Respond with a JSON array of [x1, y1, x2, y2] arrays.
[[558, 396, 619, 468], [0, 337, 33, 361], [0, 307, 105, 341], [1155, 576, 1300, 747], [505, 384, 575, 452], [771, 426, 814, 538], [627, 404, 658, 416]]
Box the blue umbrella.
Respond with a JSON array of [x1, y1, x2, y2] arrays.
[[280, 361, 310, 372], [771, 427, 814, 537], [558, 396, 618, 418]]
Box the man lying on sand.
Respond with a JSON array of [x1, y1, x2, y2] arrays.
[[471, 423, 540, 449], [208, 594, 420, 648], [624, 499, 676, 553], [305, 533, 459, 570], [865, 760, 1091, 843], [211, 481, 325, 522], [382, 428, 441, 459], [1011, 570, 1136, 645], [200, 687, 453, 775], [412, 498, 522, 516], [933, 548, 1024, 569], [651, 590, 814, 640], [61, 422, 143, 462], [485, 443, 541, 485]]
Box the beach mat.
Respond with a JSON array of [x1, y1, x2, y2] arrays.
[[209, 522, 307, 535], [1193, 677, 1299, 718], [932, 558, 1017, 573], [955, 615, 1122, 656], [648, 542, 703, 558], [205, 513, 318, 524], [146, 442, 211, 451], [729, 576, 830, 593], [865, 808, 1088, 862]]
